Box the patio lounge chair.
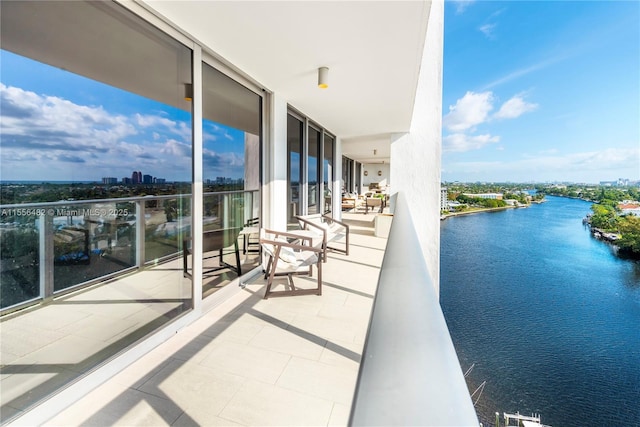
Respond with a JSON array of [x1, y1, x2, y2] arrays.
[[365, 197, 383, 214], [260, 228, 324, 299], [295, 213, 349, 261]]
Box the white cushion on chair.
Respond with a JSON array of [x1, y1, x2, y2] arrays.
[[278, 246, 297, 263]]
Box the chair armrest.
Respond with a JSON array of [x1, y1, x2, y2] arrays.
[[321, 214, 350, 233], [295, 215, 329, 241], [260, 228, 324, 254]]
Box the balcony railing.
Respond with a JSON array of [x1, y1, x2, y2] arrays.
[[349, 192, 478, 426], [0, 190, 259, 314]]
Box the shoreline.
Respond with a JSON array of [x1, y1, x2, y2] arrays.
[[440, 204, 521, 220]]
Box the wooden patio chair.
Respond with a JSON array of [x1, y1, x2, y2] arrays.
[[259, 228, 324, 299], [296, 213, 349, 261], [365, 197, 383, 214]]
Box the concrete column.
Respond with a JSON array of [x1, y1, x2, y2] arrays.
[[334, 136, 343, 220], [265, 94, 288, 231], [390, 0, 444, 296]]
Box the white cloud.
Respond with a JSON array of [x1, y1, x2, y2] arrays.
[[482, 56, 565, 90], [135, 113, 175, 129], [493, 94, 538, 120], [160, 139, 192, 158], [442, 147, 640, 182], [443, 133, 500, 152], [443, 91, 494, 132], [479, 23, 497, 38], [442, 91, 539, 153], [136, 113, 191, 140], [0, 83, 196, 181], [1, 83, 136, 152], [452, 0, 475, 14]]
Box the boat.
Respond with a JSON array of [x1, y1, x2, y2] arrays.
[[497, 411, 551, 427]]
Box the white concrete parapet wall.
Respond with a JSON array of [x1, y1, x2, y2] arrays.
[[390, 0, 444, 296]]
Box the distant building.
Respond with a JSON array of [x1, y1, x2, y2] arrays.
[[600, 179, 631, 187], [463, 192, 503, 200], [143, 174, 153, 184], [440, 187, 447, 211], [102, 177, 117, 184], [154, 178, 166, 184], [129, 171, 143, 184], [618, 202, 640, 216]]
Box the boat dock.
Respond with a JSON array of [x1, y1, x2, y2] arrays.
[[501, 411, 551, 427]]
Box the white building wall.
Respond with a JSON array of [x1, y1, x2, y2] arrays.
[[362, 163, 390, 190], [390, 0, 444, 295]]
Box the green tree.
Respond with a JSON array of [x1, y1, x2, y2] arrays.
[[590, 204, 617, 230], [617, 215, 640, 255]]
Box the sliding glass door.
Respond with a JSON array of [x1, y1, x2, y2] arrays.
[[323, 135, 334, 213], [287, 114, 303, 228], [307, 126, 321, 215], [286, 109, 334, 226]]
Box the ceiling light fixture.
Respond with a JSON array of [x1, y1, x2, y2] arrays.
[[318, 67, 329, 89]]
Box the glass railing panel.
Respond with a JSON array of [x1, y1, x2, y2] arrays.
[[196, 191, 260, 297], [53, 202, 136, 292], [203, 191, 251, 231], [144, 196, 191, 263], [0, 212, 40, 309]]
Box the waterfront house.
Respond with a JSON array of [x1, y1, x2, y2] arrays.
[[618, 202, 640, 216], [0, 1, 477, 425]]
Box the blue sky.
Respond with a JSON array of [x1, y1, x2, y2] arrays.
[[2, 2, 638, 185], [0, 50, 245, 182], [442, 0, 640, 183]]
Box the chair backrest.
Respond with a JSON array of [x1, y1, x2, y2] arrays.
[[202, 227, 242, 252], [366, 197, 382, 207]]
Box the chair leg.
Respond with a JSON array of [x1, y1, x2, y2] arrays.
[[287, 274, 296, 290], [183, 244, 189, 278], [317, 258, 322, 296], [234, 241, 242, 276], [264, 256, 273, 279], [264, 255, 279, 299]]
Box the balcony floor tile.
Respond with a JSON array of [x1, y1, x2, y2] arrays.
[[37, 217, 388, 426]]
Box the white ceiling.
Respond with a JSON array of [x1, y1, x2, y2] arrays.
[[141, 1, 432, 163]]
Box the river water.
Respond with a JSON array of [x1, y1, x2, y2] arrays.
[[440, 196, 640, 427]]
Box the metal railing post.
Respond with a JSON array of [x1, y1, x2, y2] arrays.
[[136, 200, 145, 268], [39, 212, 54, 300]]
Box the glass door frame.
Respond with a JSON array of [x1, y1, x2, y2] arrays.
[[286, 107, 335, 225]]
